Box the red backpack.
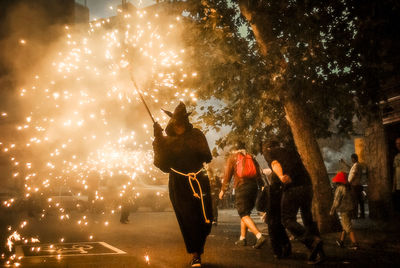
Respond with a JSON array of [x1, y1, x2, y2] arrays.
[[236, 153, 257, 178]]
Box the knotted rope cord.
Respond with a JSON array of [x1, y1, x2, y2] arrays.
[[170, 167, 211, 224]]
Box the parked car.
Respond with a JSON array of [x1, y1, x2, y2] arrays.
[[111, 175, 170, 212], [47, 188, 88, 212], [129, 182, 170, 212], [87, 174, 170, 213]]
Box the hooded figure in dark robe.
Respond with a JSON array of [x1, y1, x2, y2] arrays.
[[152, 102, 213, 267]]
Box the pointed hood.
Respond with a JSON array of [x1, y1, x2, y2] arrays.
[[162, 102, 193, 136]]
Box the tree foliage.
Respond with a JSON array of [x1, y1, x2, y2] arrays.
[[347, 0, 400, 116], [163, 0, 358, 154], [156, 0, 399, 223]]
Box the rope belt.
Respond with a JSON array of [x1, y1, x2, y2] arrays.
[[170, 167, 211, 224]]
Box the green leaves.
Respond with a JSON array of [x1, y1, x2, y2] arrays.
[[160, 0, 396, 153]]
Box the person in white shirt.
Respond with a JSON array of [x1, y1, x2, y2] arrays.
[[393, 138, 400, 213], [340, 154, 365, 219]]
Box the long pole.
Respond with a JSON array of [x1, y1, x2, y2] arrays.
[[130, 74, 155, 123]]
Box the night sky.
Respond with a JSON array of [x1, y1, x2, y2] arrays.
[[75, 0, 156, 20]]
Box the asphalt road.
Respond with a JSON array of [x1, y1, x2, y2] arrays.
[[2, 208, 400, 267]]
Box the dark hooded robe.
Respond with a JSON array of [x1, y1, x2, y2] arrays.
[[152, 102, 213, 254]]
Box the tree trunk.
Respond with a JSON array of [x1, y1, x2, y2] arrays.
[[238, 1, 340, 232], [363, 115, 392, 219], [284, 96, 340, 233]]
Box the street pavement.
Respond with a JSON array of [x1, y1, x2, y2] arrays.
[[2, 208, 400, 267]]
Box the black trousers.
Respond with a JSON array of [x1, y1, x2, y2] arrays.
[[265, 184, 290, 256], [351, 185, 365, 218], [211, 193, 219, 221], [281, 185, 318, 249], [394, 190, 400, 212]]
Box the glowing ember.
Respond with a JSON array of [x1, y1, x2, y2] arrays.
[[144, 254, 150, 264], [1, 5, 198, 256], [6, 232, 21, 252]]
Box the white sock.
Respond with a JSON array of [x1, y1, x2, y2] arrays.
[[240, 236, 246, 240], [256, 233, 262, 239]]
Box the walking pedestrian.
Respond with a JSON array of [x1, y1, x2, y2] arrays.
[[330, 171, 359, 250], [219, 142, 266, 249], [263, 140, 325, 264], [120, 186, 134, 224], [261, 159, 291, 259], [152, 102, 213, 268]]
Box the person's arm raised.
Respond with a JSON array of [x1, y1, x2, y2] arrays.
[[271, 160, 292, 184]]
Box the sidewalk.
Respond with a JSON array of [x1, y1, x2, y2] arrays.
[[210, 209, 400, 267], [348, 215, 400, 252], [316, 215, 400, 267]]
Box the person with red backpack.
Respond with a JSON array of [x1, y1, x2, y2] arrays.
[[219, 142, 266, 249]]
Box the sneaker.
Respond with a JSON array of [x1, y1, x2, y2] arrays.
[[308, 237, 323, 261], [235, 239, 247, 246], [349, 243, 359, 250], [190, 257, 201, 267], [253, 235, 266, 249], [336, 240, 344, 248], [307, 253, 326, 265]]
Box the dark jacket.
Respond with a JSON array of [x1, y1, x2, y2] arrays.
[[263, 147, 312, 189]]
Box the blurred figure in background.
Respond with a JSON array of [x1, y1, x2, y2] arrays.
[[120, 186, 134, 224], [205, 166, 222, 225], [393, 137, 400, 213]]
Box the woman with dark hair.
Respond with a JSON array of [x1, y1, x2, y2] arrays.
[[152, 102, 213, 267], [219, 142, 266, 249]]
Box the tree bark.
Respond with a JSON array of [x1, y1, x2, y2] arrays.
[[363, 115, 392, 219], [239, 0, 340, 232]]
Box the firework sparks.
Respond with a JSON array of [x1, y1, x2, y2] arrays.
[[2, 5, 199, 257], [6, 232, 21, 252]]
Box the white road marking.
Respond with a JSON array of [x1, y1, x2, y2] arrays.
[[16, 241, 126, 258], [99, 241, 126, 254]]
